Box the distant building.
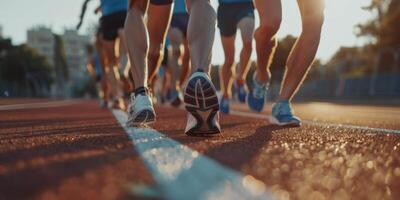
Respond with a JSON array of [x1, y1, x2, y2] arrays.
[[62, 29, 90, 74], [0, 25, 3, 38], [27, 26, 55, 66], [27, 26, 90, 97]]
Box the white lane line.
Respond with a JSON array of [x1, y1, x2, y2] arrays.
[[0, 100, 81, 111], [230, 110, 400, 135], [112, 109, 273, 200]]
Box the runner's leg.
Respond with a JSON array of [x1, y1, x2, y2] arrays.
[[125, 0, 149, 89], [220, 35, 236, 99], [186, 0, 216, 73], [124, 0, 172, 126], [179, 40, 191, 87], [168, 27, 184, 91], [147, 4, 173, 85], [253, 0, 281, 83], [95, 33, 109, 104], [278, 0, 324, 100], [183, 0, 220, 135], [237, 16, 254, 82]]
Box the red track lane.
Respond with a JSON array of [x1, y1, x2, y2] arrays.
[[0, 100, 400, 200], [0, 101, 155, 200]]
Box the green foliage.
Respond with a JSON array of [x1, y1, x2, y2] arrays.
[[0, 37, 53, 97], [357, 0, 400, 48], [0, 42, 53, 84]]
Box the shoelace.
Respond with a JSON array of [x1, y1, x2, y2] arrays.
[[275, 102, 293, 116], [253, 84, 266, 99]]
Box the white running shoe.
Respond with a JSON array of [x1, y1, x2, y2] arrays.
[[183, 70, 221, 136], [126, 93, 156, 127]]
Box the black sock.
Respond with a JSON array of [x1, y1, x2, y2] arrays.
[[134, 86, 147, 97], [196, 69, 204, 73]]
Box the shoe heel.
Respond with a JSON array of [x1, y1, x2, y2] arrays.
[[127, 109, 156, 127], [185, 106, 220, 136], [184, 74, 221, 136]]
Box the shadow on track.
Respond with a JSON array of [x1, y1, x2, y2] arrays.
[[202, 125, 289, 171]]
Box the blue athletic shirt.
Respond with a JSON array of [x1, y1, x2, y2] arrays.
[[173, 0, 187, 14], [100, 0, 128, 16], [219, 0, 252, 4]]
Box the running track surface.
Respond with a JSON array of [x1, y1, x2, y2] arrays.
[[0, 99, 399, 200]]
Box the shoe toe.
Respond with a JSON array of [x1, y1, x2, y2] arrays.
[[247, 95, 264, 112]]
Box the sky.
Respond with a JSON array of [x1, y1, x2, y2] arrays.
[[0, 0, 373, 65]]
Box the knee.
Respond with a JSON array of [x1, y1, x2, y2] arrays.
[[302, 12, 324, 33], [257, 18, 281, 38], [128, 0, 147, 12], [187, 0, 213, 13]]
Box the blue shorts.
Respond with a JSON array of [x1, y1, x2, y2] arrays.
[[171, 13, 189, 37], [217, 2, 254, 37], [150, 0, 173, 5], [100, 11, 126, 41]]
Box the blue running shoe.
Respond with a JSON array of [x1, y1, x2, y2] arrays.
[[270, 100, 301, 127], [247, 74, 268, 112], [231, 82, 238, 101], [170, 89, 183, 107], [237, 81, 248, 103], [220, 97, 230, 114]]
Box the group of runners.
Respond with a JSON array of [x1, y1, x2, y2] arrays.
[[79, 0, 325, 136]]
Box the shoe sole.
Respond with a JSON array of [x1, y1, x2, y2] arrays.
[[184, 74, 221, 136], [126, 109, 156, 127], [269, 116, 301, 128]]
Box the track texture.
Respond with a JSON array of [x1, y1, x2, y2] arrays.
[[153, 106, 400, 200], [0, 99, 399, 200], [0, 101, 154, 200]]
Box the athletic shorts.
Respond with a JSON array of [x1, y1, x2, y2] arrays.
[[217, 2, 254, 37], [171, 13, 189, 37], [100, 10, 127, 41], [150, 0, 173, 5]]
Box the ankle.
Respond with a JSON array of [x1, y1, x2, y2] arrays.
[[276, 99, 290, 104], [223, 93, 230, 99], [236, 78, 245, 86], [133, 86, 148, 97]]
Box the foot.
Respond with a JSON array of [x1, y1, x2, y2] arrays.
[[99, 100, 108, 109], [270, 100, 301, 127], [247, 74, 268, 112], [237, 80, 248, 103], [109, 98, 122, 109], [183, 70, 221, 136], [170, 89, 183, 108], [220, 97, 230, 114], [126, 88, 156, 127]]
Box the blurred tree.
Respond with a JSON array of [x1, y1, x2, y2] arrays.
[[0, 38, 53, 96], [326, 46, 375, 78], [270, 35, 297, 83], [357, 0, 400, 48], [0, 38, 12, 52]]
